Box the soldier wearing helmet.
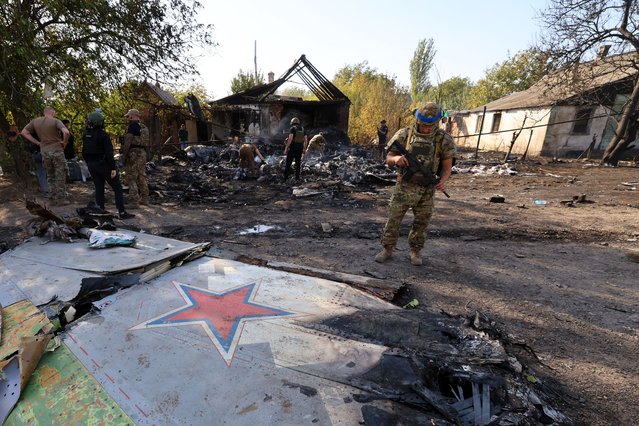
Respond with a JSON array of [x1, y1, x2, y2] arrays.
[[375, 102, 456, 266], [284, 116, 308, 181], [82, 110, 134, 219]]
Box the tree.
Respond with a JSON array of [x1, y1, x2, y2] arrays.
[[334, 62, 410, 145], [538, 0, 639, 165], [277, 86, 312, 100], [409, 39, 436, 104], [467, 49, 552, 108], [0, 0, 214, 132], [427, 76, 473, 111], [230, 70, 265, 94]]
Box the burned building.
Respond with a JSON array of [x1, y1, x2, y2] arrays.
[[208, 55, 350, 147]]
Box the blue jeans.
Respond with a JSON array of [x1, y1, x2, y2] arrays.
[[31, 151, 48, 194]]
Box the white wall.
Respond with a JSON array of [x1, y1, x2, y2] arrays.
[[542, 105, 610, 156], [453, 108, 551, 156]]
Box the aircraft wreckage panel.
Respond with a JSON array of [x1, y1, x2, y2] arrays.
[[64, 257, 398, 425], [4, 232, 199, 274], [0, 256, 98, 306]]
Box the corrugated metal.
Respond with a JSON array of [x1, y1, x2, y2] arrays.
[[64, 257, 397, 425]]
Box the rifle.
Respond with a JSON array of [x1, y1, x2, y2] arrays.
[[390, 140, 450, 198]]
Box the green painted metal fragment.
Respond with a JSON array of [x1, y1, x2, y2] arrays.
[[5, 342, 133, 425]]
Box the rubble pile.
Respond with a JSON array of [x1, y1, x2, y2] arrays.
[[146, 145, 398, 205]]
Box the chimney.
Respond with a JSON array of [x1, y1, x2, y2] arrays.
[[268, 72, 275, 83], [597, 45, 611, 59]]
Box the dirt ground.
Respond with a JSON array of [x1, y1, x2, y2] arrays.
[[1, 152, 638, 425]]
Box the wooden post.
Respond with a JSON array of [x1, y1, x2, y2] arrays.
[[474, 106, 487, 159], [522, 130, 533, 161], [503, 116, 527, 163]]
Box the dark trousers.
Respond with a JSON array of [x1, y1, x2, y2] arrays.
[[86, 159, 125, 212], [284, 143, 303, 179]]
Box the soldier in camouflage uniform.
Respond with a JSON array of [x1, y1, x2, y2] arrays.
[[121, 108, 150, 207], [21, 107, 70, 204], [375, 102, 456, 266]]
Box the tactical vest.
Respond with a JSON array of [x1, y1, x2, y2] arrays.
[[404, 126, 445, 174], [82, 128, 106, 156], [293, 126, 305, 144]]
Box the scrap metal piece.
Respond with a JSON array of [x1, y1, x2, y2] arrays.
[[0, 357, 21, 425]]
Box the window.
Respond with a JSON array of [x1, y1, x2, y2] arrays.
[[475, 115, 484, 133], [572, 107, 594, 134], [491, 113, 502, 133]]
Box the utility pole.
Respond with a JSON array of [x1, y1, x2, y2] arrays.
[[254, 40, 258, 82]]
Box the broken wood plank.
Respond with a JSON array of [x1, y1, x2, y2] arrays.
[[267, 260, 403, 301]]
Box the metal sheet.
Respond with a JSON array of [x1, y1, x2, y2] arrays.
[[0, 259, 26, 307], [0, 233, 201, 306], [4, 343, 132, 426], [0, 256, 99, 306], [5, 232, 200, 274], [65, 257, 399, 425]]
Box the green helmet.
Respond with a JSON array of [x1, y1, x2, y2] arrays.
[[290, 117, 300, 126], [415, 102, 443, 124], [87, 111, 105, 127]]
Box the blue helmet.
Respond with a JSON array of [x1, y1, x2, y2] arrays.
[[415, 102, 443, 124]]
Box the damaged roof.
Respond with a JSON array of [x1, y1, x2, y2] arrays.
[[465, 52, 639, 113], [141, 81, 179, 106], [211, 54, 350, 106]]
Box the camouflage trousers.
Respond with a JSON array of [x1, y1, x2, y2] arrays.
[[124, 148, 149, 204], [380, 182, 435, 250], [42, 150, 68, 200]]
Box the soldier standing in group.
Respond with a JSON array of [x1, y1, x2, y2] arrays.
[[375, 102, 455, 266], [21, 106, 70, 204], [284, 117, 307, 181], [81, 111, 134, 219], [121, 108, 150, 208]]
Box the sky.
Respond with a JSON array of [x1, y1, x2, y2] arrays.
[[190, 0, 550, 100]]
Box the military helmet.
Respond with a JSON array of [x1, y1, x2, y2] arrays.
[[415, 102, 443, 125], [87, 111, 105, 127], [290, 117, 300, 125]]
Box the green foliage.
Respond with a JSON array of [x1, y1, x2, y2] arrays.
[[467, 49, 552, 108], [230, 70, 265, 94], [409, 38, 436, 104], [0, 0, 214, 132], [169, 83, 214, 104], [427, 76, 473, 111], [277, 86, 313, 100], [334, 62, 411, 145]]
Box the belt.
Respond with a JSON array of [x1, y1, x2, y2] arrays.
[[130, 145, 146, 149]]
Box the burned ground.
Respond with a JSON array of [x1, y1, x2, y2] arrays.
[[1, 150, 638, 425]]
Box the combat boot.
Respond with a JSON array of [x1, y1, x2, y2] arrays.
[[409, 249, 423, 266], [374, 245, 394, 263]]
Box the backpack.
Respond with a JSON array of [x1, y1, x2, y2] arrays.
[[138, 123, 150, 147]]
